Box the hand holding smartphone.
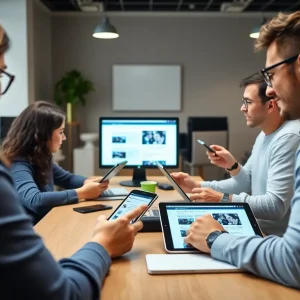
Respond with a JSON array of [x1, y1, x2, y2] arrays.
[[108, 189, 158, 223], [197, 139, 218, 155]]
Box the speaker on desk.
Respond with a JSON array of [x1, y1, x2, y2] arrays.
[[0, 117, 15, 141]]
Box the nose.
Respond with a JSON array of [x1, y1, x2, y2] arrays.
[[62, 133, 67, 141], [266, 85, 275, 98], [240, 103, 247, 112]]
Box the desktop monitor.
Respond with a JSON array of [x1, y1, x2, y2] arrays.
[[99, 117, 179, 187]]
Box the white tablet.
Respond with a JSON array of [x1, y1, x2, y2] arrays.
[[159, 202, 263, 253]]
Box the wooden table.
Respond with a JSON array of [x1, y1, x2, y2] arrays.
[[35, 176, 300, 300]]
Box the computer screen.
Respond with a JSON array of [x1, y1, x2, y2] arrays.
[[99, 117, 179, 186]]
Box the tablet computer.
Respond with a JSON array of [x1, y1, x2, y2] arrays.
[[155, 161, 191, 202], [99, 160, 128, 183], [159, 202, 263, 253]]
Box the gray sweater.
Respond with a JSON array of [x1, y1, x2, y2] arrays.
[[0, 162, 111, 299], [201, 120, 300, 235], [211, 146, 300, 289]]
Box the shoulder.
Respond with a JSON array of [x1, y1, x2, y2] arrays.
[[276, 120, 300, 137], [11, 158, 35, 173]]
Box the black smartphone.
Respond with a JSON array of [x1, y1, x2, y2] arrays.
[[108, 189, 158, 223], [99, 160, 128, 183], [197, 139, 217, 155], [73, 204, 113, 214]]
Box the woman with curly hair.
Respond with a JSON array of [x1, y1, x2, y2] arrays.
[[2, 101, 109, 224]]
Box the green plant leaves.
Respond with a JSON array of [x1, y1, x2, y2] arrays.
[[54, 69, 94, 106]]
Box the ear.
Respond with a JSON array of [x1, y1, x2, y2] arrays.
[[267, 99, 277, 112]]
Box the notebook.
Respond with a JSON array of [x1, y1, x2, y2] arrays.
[[145, 254, 243, 274]]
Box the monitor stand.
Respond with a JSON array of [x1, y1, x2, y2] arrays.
[[119, 167, 147, 187]]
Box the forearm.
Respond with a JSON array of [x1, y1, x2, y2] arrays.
[[232, 193, 286, 220], [201, 166, 251, 194], [211, 233, 300, 289], [23, 189, 78, 214]]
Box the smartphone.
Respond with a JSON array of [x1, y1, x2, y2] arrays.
[[108, 189, 158, 223], [197, 139, 217, 155], [99, 160, 128, 183], [73, 204, 113, 214]]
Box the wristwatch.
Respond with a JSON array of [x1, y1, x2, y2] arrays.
[[206, 230, 228, 249], [220, 193, 230, 203], [226, 161, 239, 172]]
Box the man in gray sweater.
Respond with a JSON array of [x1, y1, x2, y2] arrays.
[[172, 73, 300, 236], [183, 11, 300, 289]]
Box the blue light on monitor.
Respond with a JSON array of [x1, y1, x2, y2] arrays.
[[99, 118, 179, 168], [99, 117, 179, 187]]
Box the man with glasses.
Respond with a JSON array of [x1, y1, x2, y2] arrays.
[[183, 12, 300, 289], [172, 72, 300, 236]]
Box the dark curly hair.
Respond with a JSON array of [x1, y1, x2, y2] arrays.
[[2, 101, 65, 186]]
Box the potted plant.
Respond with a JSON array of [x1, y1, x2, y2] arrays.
[[54, 69, 94, 123]]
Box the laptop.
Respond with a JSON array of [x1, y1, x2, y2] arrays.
[[159, 202, 263, 254], [155, 161, 192, 202]]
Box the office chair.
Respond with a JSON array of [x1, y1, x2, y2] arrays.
[[183, 117, 228, 177]]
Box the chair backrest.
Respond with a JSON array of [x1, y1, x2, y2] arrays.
[[186, 117, 228, 163], [192, 130, 228, 164]]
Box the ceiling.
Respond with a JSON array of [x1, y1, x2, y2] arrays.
[[40, 0, 300, 13]]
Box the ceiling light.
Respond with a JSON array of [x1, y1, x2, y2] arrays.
[[93, 16, 119, 39], [249, 17, 267, 39]]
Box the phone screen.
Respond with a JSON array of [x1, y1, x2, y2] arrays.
[[108, 190, 157, 222]]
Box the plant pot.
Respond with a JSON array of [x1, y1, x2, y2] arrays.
[[66, 103, 77, 123]]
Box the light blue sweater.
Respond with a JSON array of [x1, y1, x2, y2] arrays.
[[201, 121, 300, 235], [211, 146, 300, 289]]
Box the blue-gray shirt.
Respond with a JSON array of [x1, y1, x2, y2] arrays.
[[11, 159, 86, 224], [211, 147, 300, 289], [201, 121, 300, 235], [0, 162, 111, 299]]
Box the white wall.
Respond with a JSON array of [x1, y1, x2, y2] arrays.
[[52, 14, 265, 161], [0, 0, 30, 116]]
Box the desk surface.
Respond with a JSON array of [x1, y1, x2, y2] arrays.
[[34, 176, 300, 300]]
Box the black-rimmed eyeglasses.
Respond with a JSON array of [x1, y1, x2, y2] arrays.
[[261, 54, 299, 87], [0, 69, 15, 95]]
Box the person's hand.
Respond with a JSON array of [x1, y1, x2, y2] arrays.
[[206, 145, 236, 169], [170, 172, 202, 193], [92, 205, 147, 258], [184, 214, 226, 253], [189, 187, 223, 202], [84, 176, 106, 184], [76, 181, 109, 200]]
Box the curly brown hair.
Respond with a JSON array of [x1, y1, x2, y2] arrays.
[[255, 12, 300, 57], [1, 101, 65, 187]]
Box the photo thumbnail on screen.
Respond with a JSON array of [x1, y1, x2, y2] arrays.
[[142, 131, 166, 145], [112, 151, 126, 159], [112, 136, 126, 143], [142, 160, 166, 166], [212, 213, 242, 225]]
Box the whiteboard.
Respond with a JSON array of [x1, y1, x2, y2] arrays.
[[112, 65, 181, 111]]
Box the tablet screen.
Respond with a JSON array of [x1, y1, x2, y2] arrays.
[[159, 203, 262, 252]]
